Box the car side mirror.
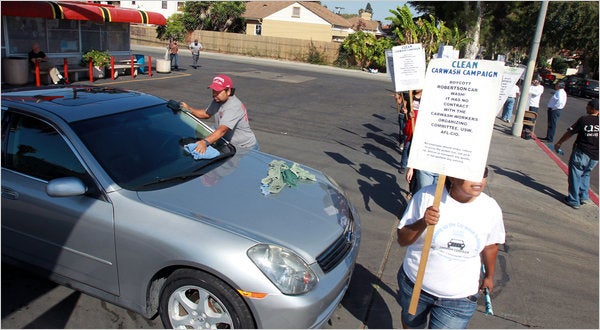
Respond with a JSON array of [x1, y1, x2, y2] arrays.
[[46, 177, 87, 197]]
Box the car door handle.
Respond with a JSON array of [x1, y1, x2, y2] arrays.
[[1, 187, 19, 200]]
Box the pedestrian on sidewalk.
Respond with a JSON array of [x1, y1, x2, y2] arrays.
[[541, 81, 567, 142], [396, 167, 505, 329], [393, 91, 408, 154], [180, 74, 258, 153], [500, 82, 520, 123], [399, 89, 422, 174], [554, 98, 599, 209], [189, 39, 203, 69], [528, 75, 544, 113]]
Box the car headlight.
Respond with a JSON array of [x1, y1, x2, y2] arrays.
[[247, 244, 317, 295]]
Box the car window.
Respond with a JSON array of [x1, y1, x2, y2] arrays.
[[1, 112, 102, 199], [71, 105, 235, 190]]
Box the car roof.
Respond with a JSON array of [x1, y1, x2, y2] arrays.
[[1, 85, 166, 122]]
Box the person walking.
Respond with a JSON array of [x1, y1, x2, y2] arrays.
[[541, 81, 567, 142], [393, 91, 407, 152], [180, 74, 258, 153], [500, 82, 520, 123], [396, 167, 505, 328], [554, 98, 599, 209], [169, 39, 179, 70], [399, 89, 422, 173], [189, 39, 203, 69]]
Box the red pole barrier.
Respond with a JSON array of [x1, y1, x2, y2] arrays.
[[88, 58, 93, 82], [35, 60, 41, 87], [111, 57, 115, 80], [148, 56, 152, 77], [130, 55, 135, 78], [63, 58, 69, 84]]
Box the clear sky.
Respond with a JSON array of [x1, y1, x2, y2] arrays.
[[321, 1, 411, 24]]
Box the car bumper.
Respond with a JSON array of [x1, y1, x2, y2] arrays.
[[248, 231, 361, 328]]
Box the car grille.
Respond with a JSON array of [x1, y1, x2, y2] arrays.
[[316, 213, 355, 273]]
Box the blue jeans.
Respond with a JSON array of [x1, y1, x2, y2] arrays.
[[546, 108, 562, 142], [414, 170, 439, 193], [566, 147, 598, 206], [501, 97, 515, 121], [401, 139, 411, 169], [398, 267, 478, 329], [170, 53, 179, 68]]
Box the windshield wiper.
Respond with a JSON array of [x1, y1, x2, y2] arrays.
[[141, 151, 234, 188]]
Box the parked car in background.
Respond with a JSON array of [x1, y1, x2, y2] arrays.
[[573, 78, 599, 98], [561, 75, 582, 95], [1, 85, 361, 329], [538, 68, 557, 85]]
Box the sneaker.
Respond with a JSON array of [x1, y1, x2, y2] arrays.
[[563, 197, 580, 209], [398, 167, 405, 174], [580, 199, 590, 205], [503, 119, 510, 124]]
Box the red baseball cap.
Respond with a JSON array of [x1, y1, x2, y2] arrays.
[[208, 74, 233, 91]]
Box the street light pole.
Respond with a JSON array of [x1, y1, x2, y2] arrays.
[[512, 1, 549, 137]]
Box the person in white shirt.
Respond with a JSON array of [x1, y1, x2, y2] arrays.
[[528, 75, 545, 113], [500, 82, 520, 123], [541, 81, 568, 142], [396, 167, 505, 328], [188, 39, 203, 69]]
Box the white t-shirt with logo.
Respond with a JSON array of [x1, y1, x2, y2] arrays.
[[398, 184, 505, 298]]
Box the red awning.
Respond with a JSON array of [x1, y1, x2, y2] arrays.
[[2, 1, 166, 25]]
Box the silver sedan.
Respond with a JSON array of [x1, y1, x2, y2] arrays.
[[1, 86, 361, 328]]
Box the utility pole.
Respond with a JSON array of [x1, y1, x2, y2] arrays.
[[512, 1, 549, 137]]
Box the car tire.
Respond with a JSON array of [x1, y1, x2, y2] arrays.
[[159, 268, 255, 329]]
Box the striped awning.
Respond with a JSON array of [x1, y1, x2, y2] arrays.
[[1, 1, 166, 25]]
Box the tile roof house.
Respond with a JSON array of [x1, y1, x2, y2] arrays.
[[243, 1, 352, 42], [347, 12, 386, 38]]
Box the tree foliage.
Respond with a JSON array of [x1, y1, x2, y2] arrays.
[[408, 1, 599, 77], [340, 31, 393, 71], [386, 4, 471, 61], [181, 1, 245, 32], [156, 13, 187, 42]]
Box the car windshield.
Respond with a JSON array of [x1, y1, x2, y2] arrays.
[[71, 105, 235, 191]]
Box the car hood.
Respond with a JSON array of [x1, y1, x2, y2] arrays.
[[136, 150, 351, 261]]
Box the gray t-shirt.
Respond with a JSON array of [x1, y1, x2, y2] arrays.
[[206, 95, 257, 149]]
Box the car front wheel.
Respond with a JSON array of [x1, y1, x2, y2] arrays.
[[159, 269, 255, 329]]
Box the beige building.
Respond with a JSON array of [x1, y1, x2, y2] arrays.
[[243, 1, 352, 42], [347, 11, 386, 38]]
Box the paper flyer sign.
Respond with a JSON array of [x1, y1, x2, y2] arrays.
[[407, 59, 505, 181], [496, 66, 525, 115], [388, 44, 426, 92]]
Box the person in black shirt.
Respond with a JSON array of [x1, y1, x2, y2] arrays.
[[554, 98, 599, 209], [28, 42, 64, 84]]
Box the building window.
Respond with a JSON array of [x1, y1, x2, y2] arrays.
[[162, 1, 167, 9], [292, 6, 300, 17], [255, 24, 262, 36], [131, 1, 135, 4]]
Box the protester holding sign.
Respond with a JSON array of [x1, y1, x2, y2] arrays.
[[399, 89, 422, 174], [396, 167, 506, 328]]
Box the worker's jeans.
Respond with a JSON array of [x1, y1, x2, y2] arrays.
[[567, 147, 598, 206], [398, 267, 477, 329], [546, 108, 562, 142]]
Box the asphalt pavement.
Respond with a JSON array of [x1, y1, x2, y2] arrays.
[[1, 46, 598, 329]]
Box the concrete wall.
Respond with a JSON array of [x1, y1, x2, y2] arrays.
[[130, 25, 340, 64]]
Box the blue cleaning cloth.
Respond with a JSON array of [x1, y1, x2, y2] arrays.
[[184, 143, 220, 160]]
